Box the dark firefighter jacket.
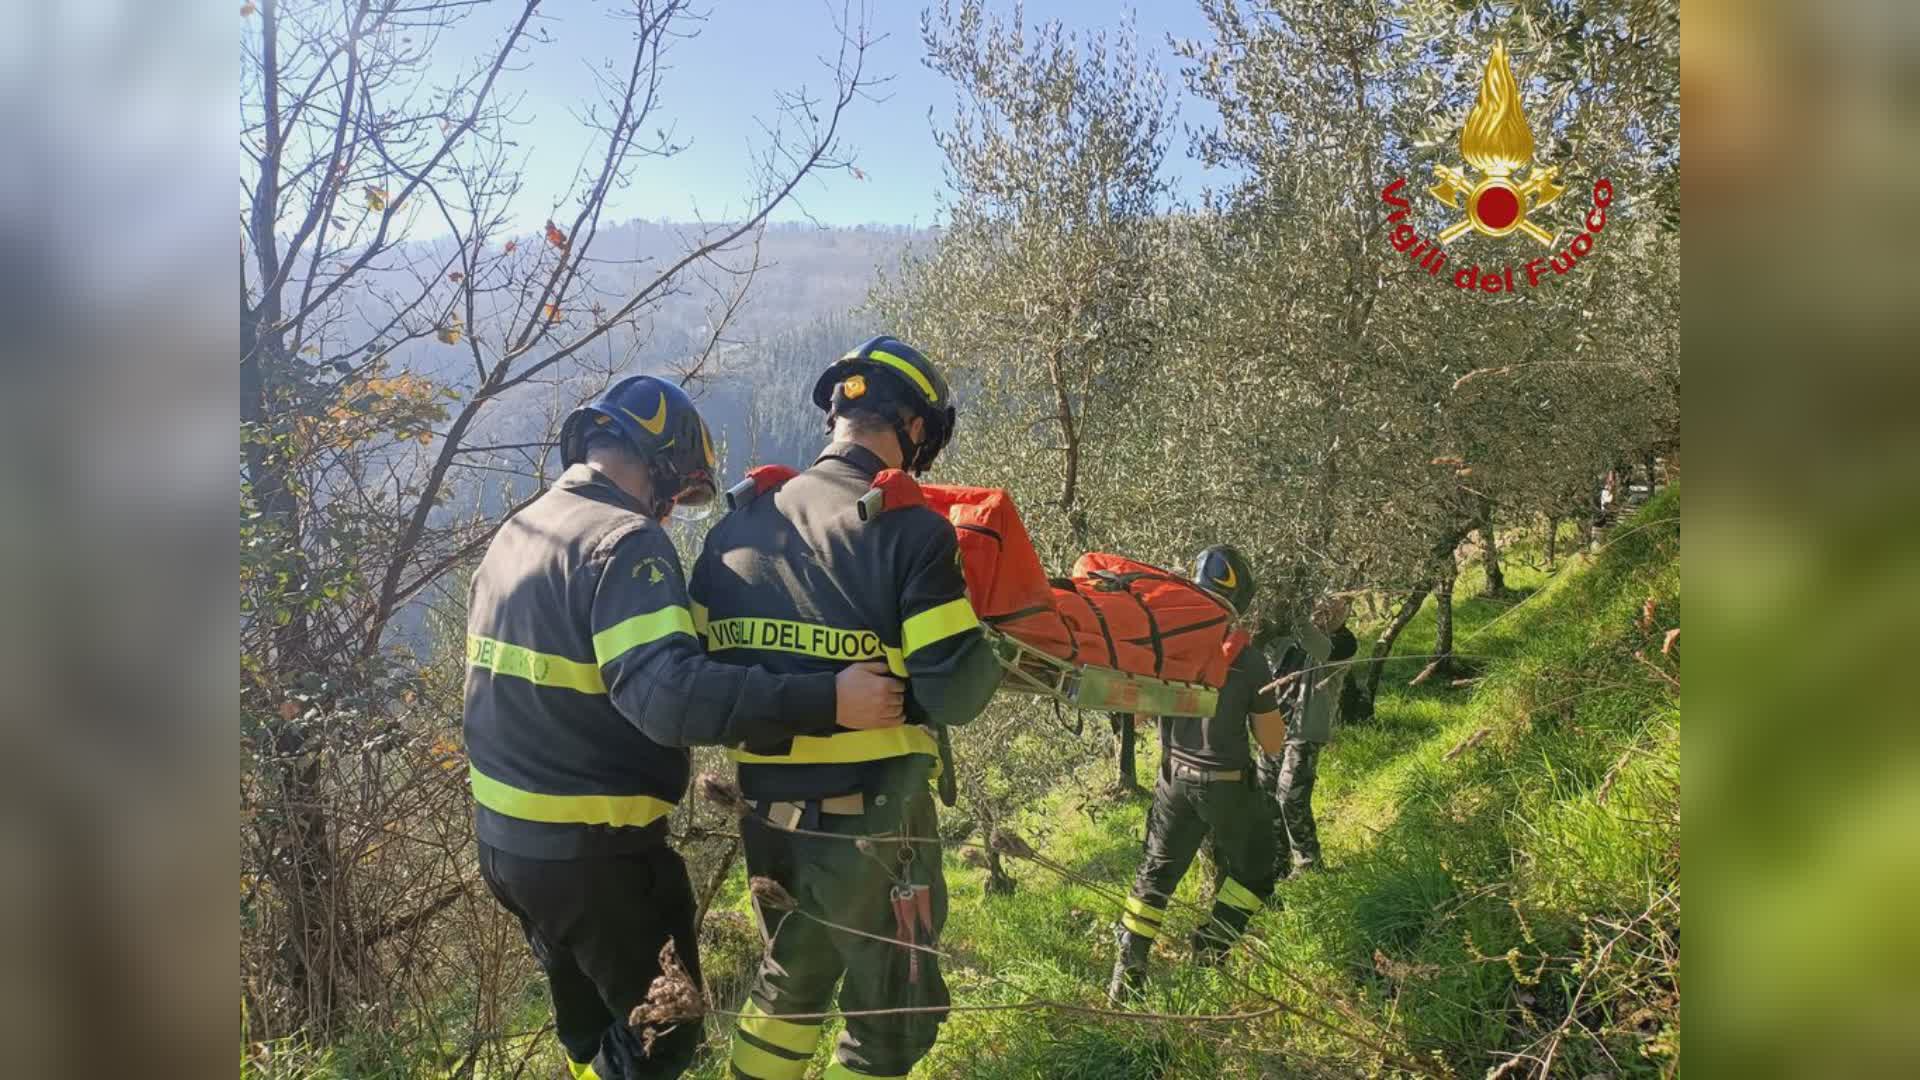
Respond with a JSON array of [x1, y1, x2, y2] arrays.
[[463, 463, 842, 859], [1160, 646, 1281, 772], [690, 442, 1002, 802]]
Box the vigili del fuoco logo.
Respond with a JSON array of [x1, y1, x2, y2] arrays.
[[1380, 40, 1613, 295]]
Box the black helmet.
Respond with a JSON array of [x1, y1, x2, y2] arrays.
[[559, 375, 719, 512], [1193, 545, 1255, 614], [810, 335, 956, 474]]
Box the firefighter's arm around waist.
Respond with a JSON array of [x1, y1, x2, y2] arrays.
[[896, 520, 1001, 727], [590, 527, 838, 750]]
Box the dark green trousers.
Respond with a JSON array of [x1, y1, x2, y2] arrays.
[[729, 789, 948, 1080]]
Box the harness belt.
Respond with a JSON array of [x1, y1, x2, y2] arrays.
[[1169, 761, 1244, 783], [747, 793, 867, 831]]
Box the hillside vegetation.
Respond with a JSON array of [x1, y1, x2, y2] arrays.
[[241, 3, 1678, 1075], [682, 491, 1680, 1080]]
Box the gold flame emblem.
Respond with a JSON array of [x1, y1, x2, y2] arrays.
[[1430, 40, 1564, 246]]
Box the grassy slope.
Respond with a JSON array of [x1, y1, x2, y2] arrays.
[[266, 493, 1678, 1079], [807, 489, 1680, 1079]]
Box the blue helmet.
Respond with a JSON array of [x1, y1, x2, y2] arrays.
[[1193, 545, 1255, 614], [559, 375, 719, 509]]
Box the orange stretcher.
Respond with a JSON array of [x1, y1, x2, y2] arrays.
[[916, 484, 1243, 719], [732, 465, 1239, 719]]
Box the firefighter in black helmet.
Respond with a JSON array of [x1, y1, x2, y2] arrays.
[[808, 335, 958, 475], [693, 336, 1001, 1080], [1108, 544, 1287, 1003], [465, 375, 907, 1079]]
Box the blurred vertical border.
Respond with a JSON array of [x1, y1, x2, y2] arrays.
[[0, 0, 232, 1077], [1689, 0, 1920, 1076]]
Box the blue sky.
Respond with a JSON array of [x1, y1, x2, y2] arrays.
[[455, 0, 1224, 229]]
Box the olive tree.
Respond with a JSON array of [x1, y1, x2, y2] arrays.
[[872, 0, 1178, 800]]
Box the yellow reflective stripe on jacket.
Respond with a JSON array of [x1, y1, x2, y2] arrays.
[[467, 634, 606, 694], [732, 724, 939, 766], [1217, 876, 1263, 912], [565, 1057, 601, 1080], [592, 605, 697, 667], [690, 601, 709, 635], [704, 616, 908, 676], [901, 597, 979, 658], [737, 998, 821, 1055], [1120, 911, 1161, 939], [864, 347, 936, 403], [728, 1034, 809, 1080], [825, 1060, 910, 1080], [468, 765, 674, 828]]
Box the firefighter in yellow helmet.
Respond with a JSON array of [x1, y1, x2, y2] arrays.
[[691, 337, 1001, 1080]]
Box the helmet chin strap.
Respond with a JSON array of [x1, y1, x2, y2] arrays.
[[890, 415, 926, 474], [645, 461, 680, 520]]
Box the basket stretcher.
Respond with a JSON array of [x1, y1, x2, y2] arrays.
[[981, 625, 1219, 718]]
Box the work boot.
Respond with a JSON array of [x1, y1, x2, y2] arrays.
[[1106, 926, 1152, 1004], [1190, 922, 1236, 965], [1191, 900, 1251, 964]]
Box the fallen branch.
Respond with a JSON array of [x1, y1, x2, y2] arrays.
[[1631, 650, 1681, 692], [1444, 728, 1491, 761]]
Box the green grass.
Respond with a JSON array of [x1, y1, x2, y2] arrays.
[[255, 496, 1679, 1078], [908, 492, 1678, 1078]]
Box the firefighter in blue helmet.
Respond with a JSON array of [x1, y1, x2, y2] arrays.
[[1108, 545, 1288, 1002], [693, 337, 1001, 1080], [464, 375, 906, 1079]]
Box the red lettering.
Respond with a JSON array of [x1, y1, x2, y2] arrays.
[[1526, 258, 1549, 287], [1504, 265, 1515, 291], [1571, 233, 1593, 257], [1586, 205, 1607, 233], [1391, 223, 1416, 251], [1455, 264, 1479, 290], [1381, 177, 1410, 209], [1481, 270, 1504, 293], [1593, 178, 1613, 208]]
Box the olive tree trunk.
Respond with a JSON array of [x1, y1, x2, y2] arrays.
[[1477, 500, 1509, 597], [1410, 561, 1458, 686], [1362, 586, 1429, 703]]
